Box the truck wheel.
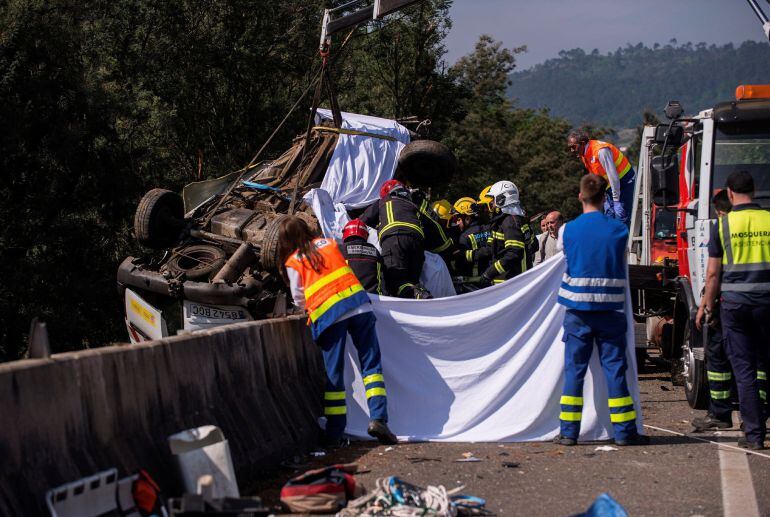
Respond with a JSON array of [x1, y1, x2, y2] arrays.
[[134, 189, 185, 249], [635, 348, 648, 374], [682, 319, 709, 409], [260, 214, 289, 271], [166, 244, 227, 281], [397, 140, 457, 189]]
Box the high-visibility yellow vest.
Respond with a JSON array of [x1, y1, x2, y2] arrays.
[[718, 207, 770, 293]]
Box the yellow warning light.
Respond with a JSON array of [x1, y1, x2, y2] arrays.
[[736, 84, 770, 101]]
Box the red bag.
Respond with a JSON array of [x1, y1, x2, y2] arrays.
[[132, 469, 165, 516], [280, 464, 363, 514]]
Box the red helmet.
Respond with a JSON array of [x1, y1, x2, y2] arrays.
[[380, 179, 405, 199], [343, 219, 369, 241]]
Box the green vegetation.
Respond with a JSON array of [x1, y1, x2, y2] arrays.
[[510, 41, 770, 129], [0, 0, 581, 361]]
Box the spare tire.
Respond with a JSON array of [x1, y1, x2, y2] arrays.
[[166, 244, 227, 281], [397, 140, 457, 189], [134, 188, 185, 249], [261, 214, 289, 271]]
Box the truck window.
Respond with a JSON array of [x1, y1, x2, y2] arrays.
[[653, 207, 677, 239], [714, 122, 770, 209]]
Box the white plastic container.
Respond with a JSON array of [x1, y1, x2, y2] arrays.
[[168, 425, 240, 499]]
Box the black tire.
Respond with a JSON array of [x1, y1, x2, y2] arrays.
[[134, 188, 185, 249], [397, 140, 457, 188], [261, 214, 289, 271], [682, 319, 709, 409], [166, 244, 227, 281]]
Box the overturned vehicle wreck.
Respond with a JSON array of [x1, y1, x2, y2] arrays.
[[118, 115, 455, 342]]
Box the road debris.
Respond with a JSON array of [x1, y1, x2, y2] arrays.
[[338, 476, 489, 516], [455, 452, 483, 462], [594, 446, 619, 452], [501, 461, 520, 469]]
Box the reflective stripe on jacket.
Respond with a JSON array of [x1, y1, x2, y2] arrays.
[[285, 238, 370, 339], [581, 140, 632, 181], [718, 208, 770, 293]]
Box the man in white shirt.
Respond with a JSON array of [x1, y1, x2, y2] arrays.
[[534, 211, 564, 265]]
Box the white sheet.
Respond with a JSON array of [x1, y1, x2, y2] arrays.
[[341, 254, 643, 442], [313, 109, 410, 209]]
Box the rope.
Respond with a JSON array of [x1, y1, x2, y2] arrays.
[[312, 126, 398, 141], [644, 424, 770, 460], [337, 477, 488, 517]]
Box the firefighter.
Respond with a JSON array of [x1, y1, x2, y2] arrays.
[[341, 219, 385, 295], [361, 179, 448, 299], [477, 181, 536, 287], [568, 129, 636, 228], [452, 197, 491, 278], [554, 174, 649, 446], [280, 216, 397, 446], [478, 185, 495, 224], [696, 171, 770, 450]]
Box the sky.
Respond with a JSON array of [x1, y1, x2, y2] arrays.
[[445, 0, 767, 70]]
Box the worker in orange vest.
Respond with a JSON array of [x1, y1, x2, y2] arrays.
[[567, 130, 636, 228], [280, 216, 397, 446]]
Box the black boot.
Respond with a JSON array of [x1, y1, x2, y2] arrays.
[[553, 434, 577, 446], [615, 434, 651, 446], [738, 437, 765, 450], [367, 419, 398, 445], [692, 413, 732, 431]]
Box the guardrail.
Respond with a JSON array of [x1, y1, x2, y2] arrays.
[[0, 316, 324, 516]]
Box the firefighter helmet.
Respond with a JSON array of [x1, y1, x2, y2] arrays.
[[432, 199, 453, 221], [380, 179, 406, 199], [478, 185, 494, 206], [453, 197, 478, 216], [488, 180, 520, 209], [343, 219, 369, 241]]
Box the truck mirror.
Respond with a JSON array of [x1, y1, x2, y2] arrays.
[[651, 155, 679, 206], [654, 124, 684, 147]]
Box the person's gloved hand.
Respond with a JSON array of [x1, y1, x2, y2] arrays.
[[478, 274, 493, 288], [612, 200, 626, 221]]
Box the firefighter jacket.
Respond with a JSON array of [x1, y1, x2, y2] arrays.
[[342, 237, 386, 295], [284, 238, 370, 339], [455, 223, 491, 277], [361, 190, 454, 256], [482, 213, 534, 283]]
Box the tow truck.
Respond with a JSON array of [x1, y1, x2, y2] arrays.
[[629, 84, 770, 408]]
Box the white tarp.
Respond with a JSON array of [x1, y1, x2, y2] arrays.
[[313, 109, 410, 209], [340, 254, 643, 442]]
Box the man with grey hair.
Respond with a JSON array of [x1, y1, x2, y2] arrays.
[[534, 211, 564, 265]]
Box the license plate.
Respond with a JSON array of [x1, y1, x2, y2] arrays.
[[183, 300, 252, 331]]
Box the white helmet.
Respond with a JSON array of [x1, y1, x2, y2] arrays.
[[488, 180, 520, 208]]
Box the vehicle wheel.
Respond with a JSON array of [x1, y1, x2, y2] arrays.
[[682, 319, 709, 409], [134, 188, 185, 249], [397, 140, 457, 189], [166, 244, 227, 281], [261, 214, 290, 271]]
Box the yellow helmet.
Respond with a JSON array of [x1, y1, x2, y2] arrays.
[[453, 197, 478, 216], [478, 186, 493, 206], [431, 199, 453, 221]]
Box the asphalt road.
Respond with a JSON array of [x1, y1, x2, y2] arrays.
[[249, 354, 770, 516]]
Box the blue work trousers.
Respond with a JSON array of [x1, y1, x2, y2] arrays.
[[721, 303, 770, 444], [560, 309, 638, 441], [316, 311, 388, 439], [603, 169, 636, 228]]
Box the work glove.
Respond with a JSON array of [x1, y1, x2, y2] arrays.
[[478, 274, 493, 288], [612, 200, 626, 221]]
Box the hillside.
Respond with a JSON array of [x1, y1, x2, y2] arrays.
[[509, 41, 770, 129]]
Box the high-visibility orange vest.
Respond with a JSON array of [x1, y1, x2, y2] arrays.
[[581, 140, 632, 182], [285, 238, 369, 339]]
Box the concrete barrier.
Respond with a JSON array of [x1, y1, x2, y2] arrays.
[[0, 316, 324, 516]]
